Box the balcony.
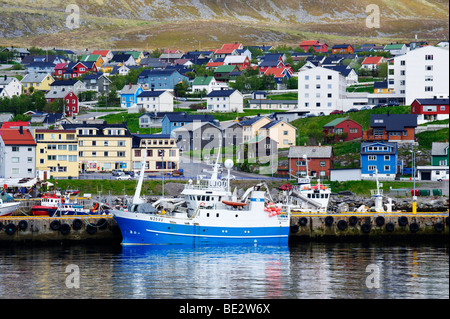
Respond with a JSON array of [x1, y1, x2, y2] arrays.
[[363, 130, 388, 141]]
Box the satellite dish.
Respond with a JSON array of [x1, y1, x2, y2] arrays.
[[224, 159, 234, 169]]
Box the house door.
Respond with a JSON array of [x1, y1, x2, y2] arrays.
[[421, 172, 431, 181]]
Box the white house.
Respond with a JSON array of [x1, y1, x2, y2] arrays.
[[136, 90, 174, 113], [297, 67, 347, 115], [205, 89, 244, 113], [0, 75, 22, 97], [388, 46, 449, 105], [192, 76, 225, 94]]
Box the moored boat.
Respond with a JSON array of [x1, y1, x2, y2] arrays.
[[111, 150, 290, 245]]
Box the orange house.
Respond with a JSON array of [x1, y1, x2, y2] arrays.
[[363, 114, 417, 142], [331, 44, 354, 54]]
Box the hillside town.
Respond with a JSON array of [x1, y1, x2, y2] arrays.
[[0, 40, 449, 193]]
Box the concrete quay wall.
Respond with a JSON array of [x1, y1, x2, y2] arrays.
[[0, 216, 121, 244], [289, 213, 449, 241]]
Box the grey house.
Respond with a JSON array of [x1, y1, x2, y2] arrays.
[[82, 73, 112, 94]]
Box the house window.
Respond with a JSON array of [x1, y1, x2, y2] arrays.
[[350, 128, 358, 134], [425, 86, 433, 92], [368, 165, 377, 172], [425, 76, 433, 82], [384, 165, 390, 171], [296, 161, 306, 166], [425, 55, 433, 60], [384, 155, 390, 161], [12, 146, 19, 152], [368, 155, 376, 161], [400, 60, 405, 66], [320, 161, 326, 167], [425, 65, 433, 71]]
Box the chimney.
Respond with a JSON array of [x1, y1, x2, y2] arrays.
[[19, 126, 23, 135], [3, 75, 6, 81], [129, 82, 132, 89]]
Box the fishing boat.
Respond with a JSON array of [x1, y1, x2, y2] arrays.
[[111, 150, 290, 245], [0, 191, 20, 217], [31, 192, 62, 216]]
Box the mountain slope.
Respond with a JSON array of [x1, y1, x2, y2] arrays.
[[0, 0, 448, 50]]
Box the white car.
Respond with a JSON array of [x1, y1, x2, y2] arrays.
[[437, 174, 449, 182], [116, 174, 132, 180]]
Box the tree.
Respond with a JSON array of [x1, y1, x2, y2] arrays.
[[32, 91, 46, 111], [306, 122, 325, 146]]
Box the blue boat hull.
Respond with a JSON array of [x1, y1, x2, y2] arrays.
[[114, 215, 289, 245]]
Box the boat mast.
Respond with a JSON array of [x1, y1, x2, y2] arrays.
[[133, 145, 148, 204]]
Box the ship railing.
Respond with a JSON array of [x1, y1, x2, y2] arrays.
[[370, 189, 384, 196]]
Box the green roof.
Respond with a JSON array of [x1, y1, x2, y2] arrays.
[[214, 65, 237, 73], [323, 118, 347, 127], [125, 51, 142, 59], [192, 76, 214, 86], [81, 54, 101, 62], [384, 44, 405, 50]]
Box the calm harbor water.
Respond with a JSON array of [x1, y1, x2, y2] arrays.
[[0, 242, 448, 299]]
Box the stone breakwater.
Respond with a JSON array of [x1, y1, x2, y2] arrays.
[[329, 193, 449, 213]]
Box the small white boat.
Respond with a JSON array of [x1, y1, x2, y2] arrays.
[[0, 198, 20, 217]]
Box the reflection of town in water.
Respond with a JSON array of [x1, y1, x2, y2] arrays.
[[0, 243, 448, 299]]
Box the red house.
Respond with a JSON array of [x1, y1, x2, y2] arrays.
[[323, 118, 362, 142], [411, 98, 449, 125], [331, 44, 354, 54], [63, 62, 98, 79], [299, 40, 328, 53], [53, 63, 68, 79], [288, 146, 334, 179], [46, 91, 79, 116]]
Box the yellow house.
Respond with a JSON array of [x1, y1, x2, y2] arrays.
[[34, 129, 79, 179], [131, 134, 180, 173], [240, 116, 272, 143], [257, 120, 297, 147], [374, 81, 394, 94], [21, 73, 54, 94], [60, 121, 132, 172]]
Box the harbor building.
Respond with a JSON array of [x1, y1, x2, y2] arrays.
[[34, 129, 79, 179]]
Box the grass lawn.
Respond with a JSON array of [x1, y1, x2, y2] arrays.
[[327, 180, 419, 196], [267, 93, 298, 100], [99, 112, 160, 133], [416, 128, 450, 149]]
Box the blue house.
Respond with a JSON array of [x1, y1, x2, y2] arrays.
[[26, 62, 55, 74], [137, 69, 189, 90], [120, 84, 143, 109], [361, 141, 399, 180], [161, 113, 217, 135]]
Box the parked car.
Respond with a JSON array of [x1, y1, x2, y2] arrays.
[[305, 113, 316, 118], [437, 174, 449, 182], [172, 169, 184, 177], [360, 105, 372, 111], [346, 108, 359, 113], [112, 169, 124, 176], [373, 103, 387, 109], [387, 101, 400, 107], [116, 174, 132, 180], [330, 110, 344, 115], [125, 171, 135, 177]]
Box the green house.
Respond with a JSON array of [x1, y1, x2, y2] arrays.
[[431, 142, 449, 166], [214, 65, 238, 81]]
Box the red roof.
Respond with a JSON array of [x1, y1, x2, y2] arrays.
[[264, 67, 288, 78], [92, 50, 111, 57], [362, 56, 384, 65], [216, 43, 242, 54], [300, 40, 319, 46], [0, 128, 36, 145], [54, 63, 68, 70], [206, 62, 225, 68], [1, 121, 30, 129]]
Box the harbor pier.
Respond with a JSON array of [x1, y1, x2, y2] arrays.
[[289, 212, 449, 241], [0, 215, 121, 244]]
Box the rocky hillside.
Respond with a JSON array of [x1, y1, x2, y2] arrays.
[[0, 0, 448, 50]]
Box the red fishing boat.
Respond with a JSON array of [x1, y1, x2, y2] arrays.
[[31, 193, 63, 216]]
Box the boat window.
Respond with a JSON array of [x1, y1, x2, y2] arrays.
[[197, 196, 201, 200], [216, 213, 219, 217], [325, 194, 328, 198], [202, 196, 205, 201], [307, 194, 311, 198], [206, 213, 209, 217], [206, 196, 210, 201]]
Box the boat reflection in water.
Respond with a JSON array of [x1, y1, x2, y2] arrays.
[[116, 244, 291, 299]]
